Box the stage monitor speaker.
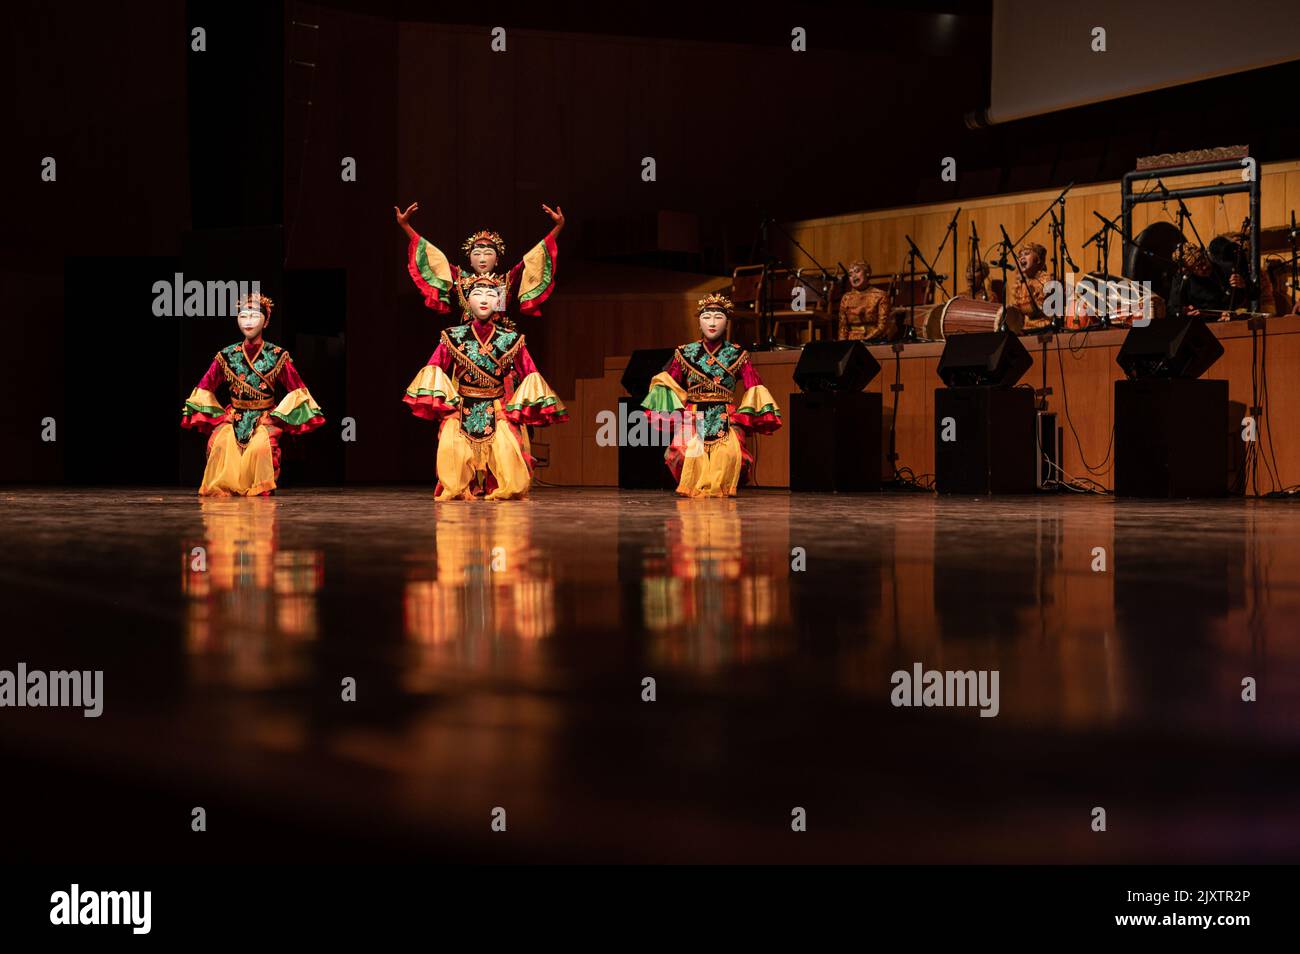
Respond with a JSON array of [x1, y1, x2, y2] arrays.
[[621, 348, 676, 399], [936, 331, 1032, 388], [1116, 316, 1224, 380], [789, 391, 882, 492], [934, 385, 1036, 494], [793, 340, 881, 393], [1115, 378, 1227, 497]]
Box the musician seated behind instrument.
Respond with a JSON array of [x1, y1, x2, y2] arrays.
[[1169, 242, 1233, 321], [1213, 234, 1275, 315], [967, 260, 995, 302], [837, 260, 891, 341], [1012, 243, 1052, 332]]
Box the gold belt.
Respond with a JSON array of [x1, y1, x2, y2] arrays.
[[687, 386, 733, 403], [231, 397, 274, 410], [459, 383, 504, 400]]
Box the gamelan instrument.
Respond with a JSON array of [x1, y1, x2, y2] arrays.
[[896, 296, 1024, 341], [1064, 274, 1166, 329], [1125, 221, 1184, 301], [937, 295, 1025, 337]]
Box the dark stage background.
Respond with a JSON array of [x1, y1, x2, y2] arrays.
[[6, 1, 1300, 484]]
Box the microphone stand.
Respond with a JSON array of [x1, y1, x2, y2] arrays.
[[1011, 182, 1075, 251], [904, 234, 947, 339], [932, 207, 960, 300], [1051, 208, 1081, 332], [768, 218, 837, 346]]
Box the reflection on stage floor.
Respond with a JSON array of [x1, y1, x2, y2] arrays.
[[1, 487, 1297, 862]]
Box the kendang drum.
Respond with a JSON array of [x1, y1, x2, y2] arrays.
[[894, 302, 944, 341], [1065, 275, 1165, 329], [937, 296, 1025, 338]]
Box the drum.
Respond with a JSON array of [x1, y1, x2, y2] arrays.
[[1065, 275, 1166, 329], [893, 303, 944, 341], [937, 296, 1024, 338]]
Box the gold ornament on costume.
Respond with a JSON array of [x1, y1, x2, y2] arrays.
[[461, 229, 506, 257], [237, 292, 274, 317], [456, 271, 513, 326], [696, 293, 733, 316]]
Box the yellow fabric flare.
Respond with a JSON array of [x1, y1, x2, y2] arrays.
[[434, 408, 533, 501], [405, 364, 461, 404], [675, 429, 746, 498], [199, 424, 278, 497], [736, 384, 778, 417], [512, 370, 552, 403], [271, 387, 322, 423], [184, 387, 223, 413]]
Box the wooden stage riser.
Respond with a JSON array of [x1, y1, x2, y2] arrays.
[[549, 316, 1300, 491]]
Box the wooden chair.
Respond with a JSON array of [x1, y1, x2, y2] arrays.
[[762, 267, 838, 344], [729, 265, 765, 345]]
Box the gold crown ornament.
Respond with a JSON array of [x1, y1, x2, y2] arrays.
[[696, 293, 733, 316], [461, 229, 505, 257], [236, 292, 274, 317]]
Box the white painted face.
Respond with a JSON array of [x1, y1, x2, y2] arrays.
[[237, 308, 267, 340], [469, 245, 499, 274], [698, 309, 727, 341], [848, 265, 867, 290], [467, 285, 501, 320]]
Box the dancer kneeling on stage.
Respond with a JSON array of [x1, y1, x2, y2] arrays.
[[181, 293, 326, 497], [403, 272, 567, 501], [642, 294, 783, 498]]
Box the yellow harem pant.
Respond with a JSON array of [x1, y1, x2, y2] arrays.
[[436, 413, 533, 501], [199, 423, 279, 497], [673, 429, 747, 498]]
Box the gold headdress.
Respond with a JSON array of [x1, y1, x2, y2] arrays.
[[461, 229, 505, 257], [455, 271, 513, 325], [696, 292, 733, 316], [237, 291, 274, 318]]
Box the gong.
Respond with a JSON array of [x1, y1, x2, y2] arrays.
[[1125, 221, 1184, 302]]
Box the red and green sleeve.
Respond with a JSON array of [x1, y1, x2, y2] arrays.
[[731, 360, 782, 434], [181, 358, 229, 432], [512, 232, 559, 317], [270, 358, 326, 434], [407, 233, 455, 313]]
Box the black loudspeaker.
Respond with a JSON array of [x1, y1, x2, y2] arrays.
[[621, 348, 677, 399], [617, 396, 677, 490], [936, 331, 1032, 388], [793, 340, 881, 392], [1116, 316, 1224, 380], [934, 385, 1037, 494], [1115, 378, 1228, 497], [790, 392, 882, 491]]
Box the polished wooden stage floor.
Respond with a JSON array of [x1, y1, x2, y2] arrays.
[[2, 487, 1298, 862]]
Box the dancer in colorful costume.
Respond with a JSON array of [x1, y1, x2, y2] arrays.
[[395, 201, 563, 320], [181, 293, 326, 496], [403, 271, 567, 500], [642, 294, 782, 498]]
